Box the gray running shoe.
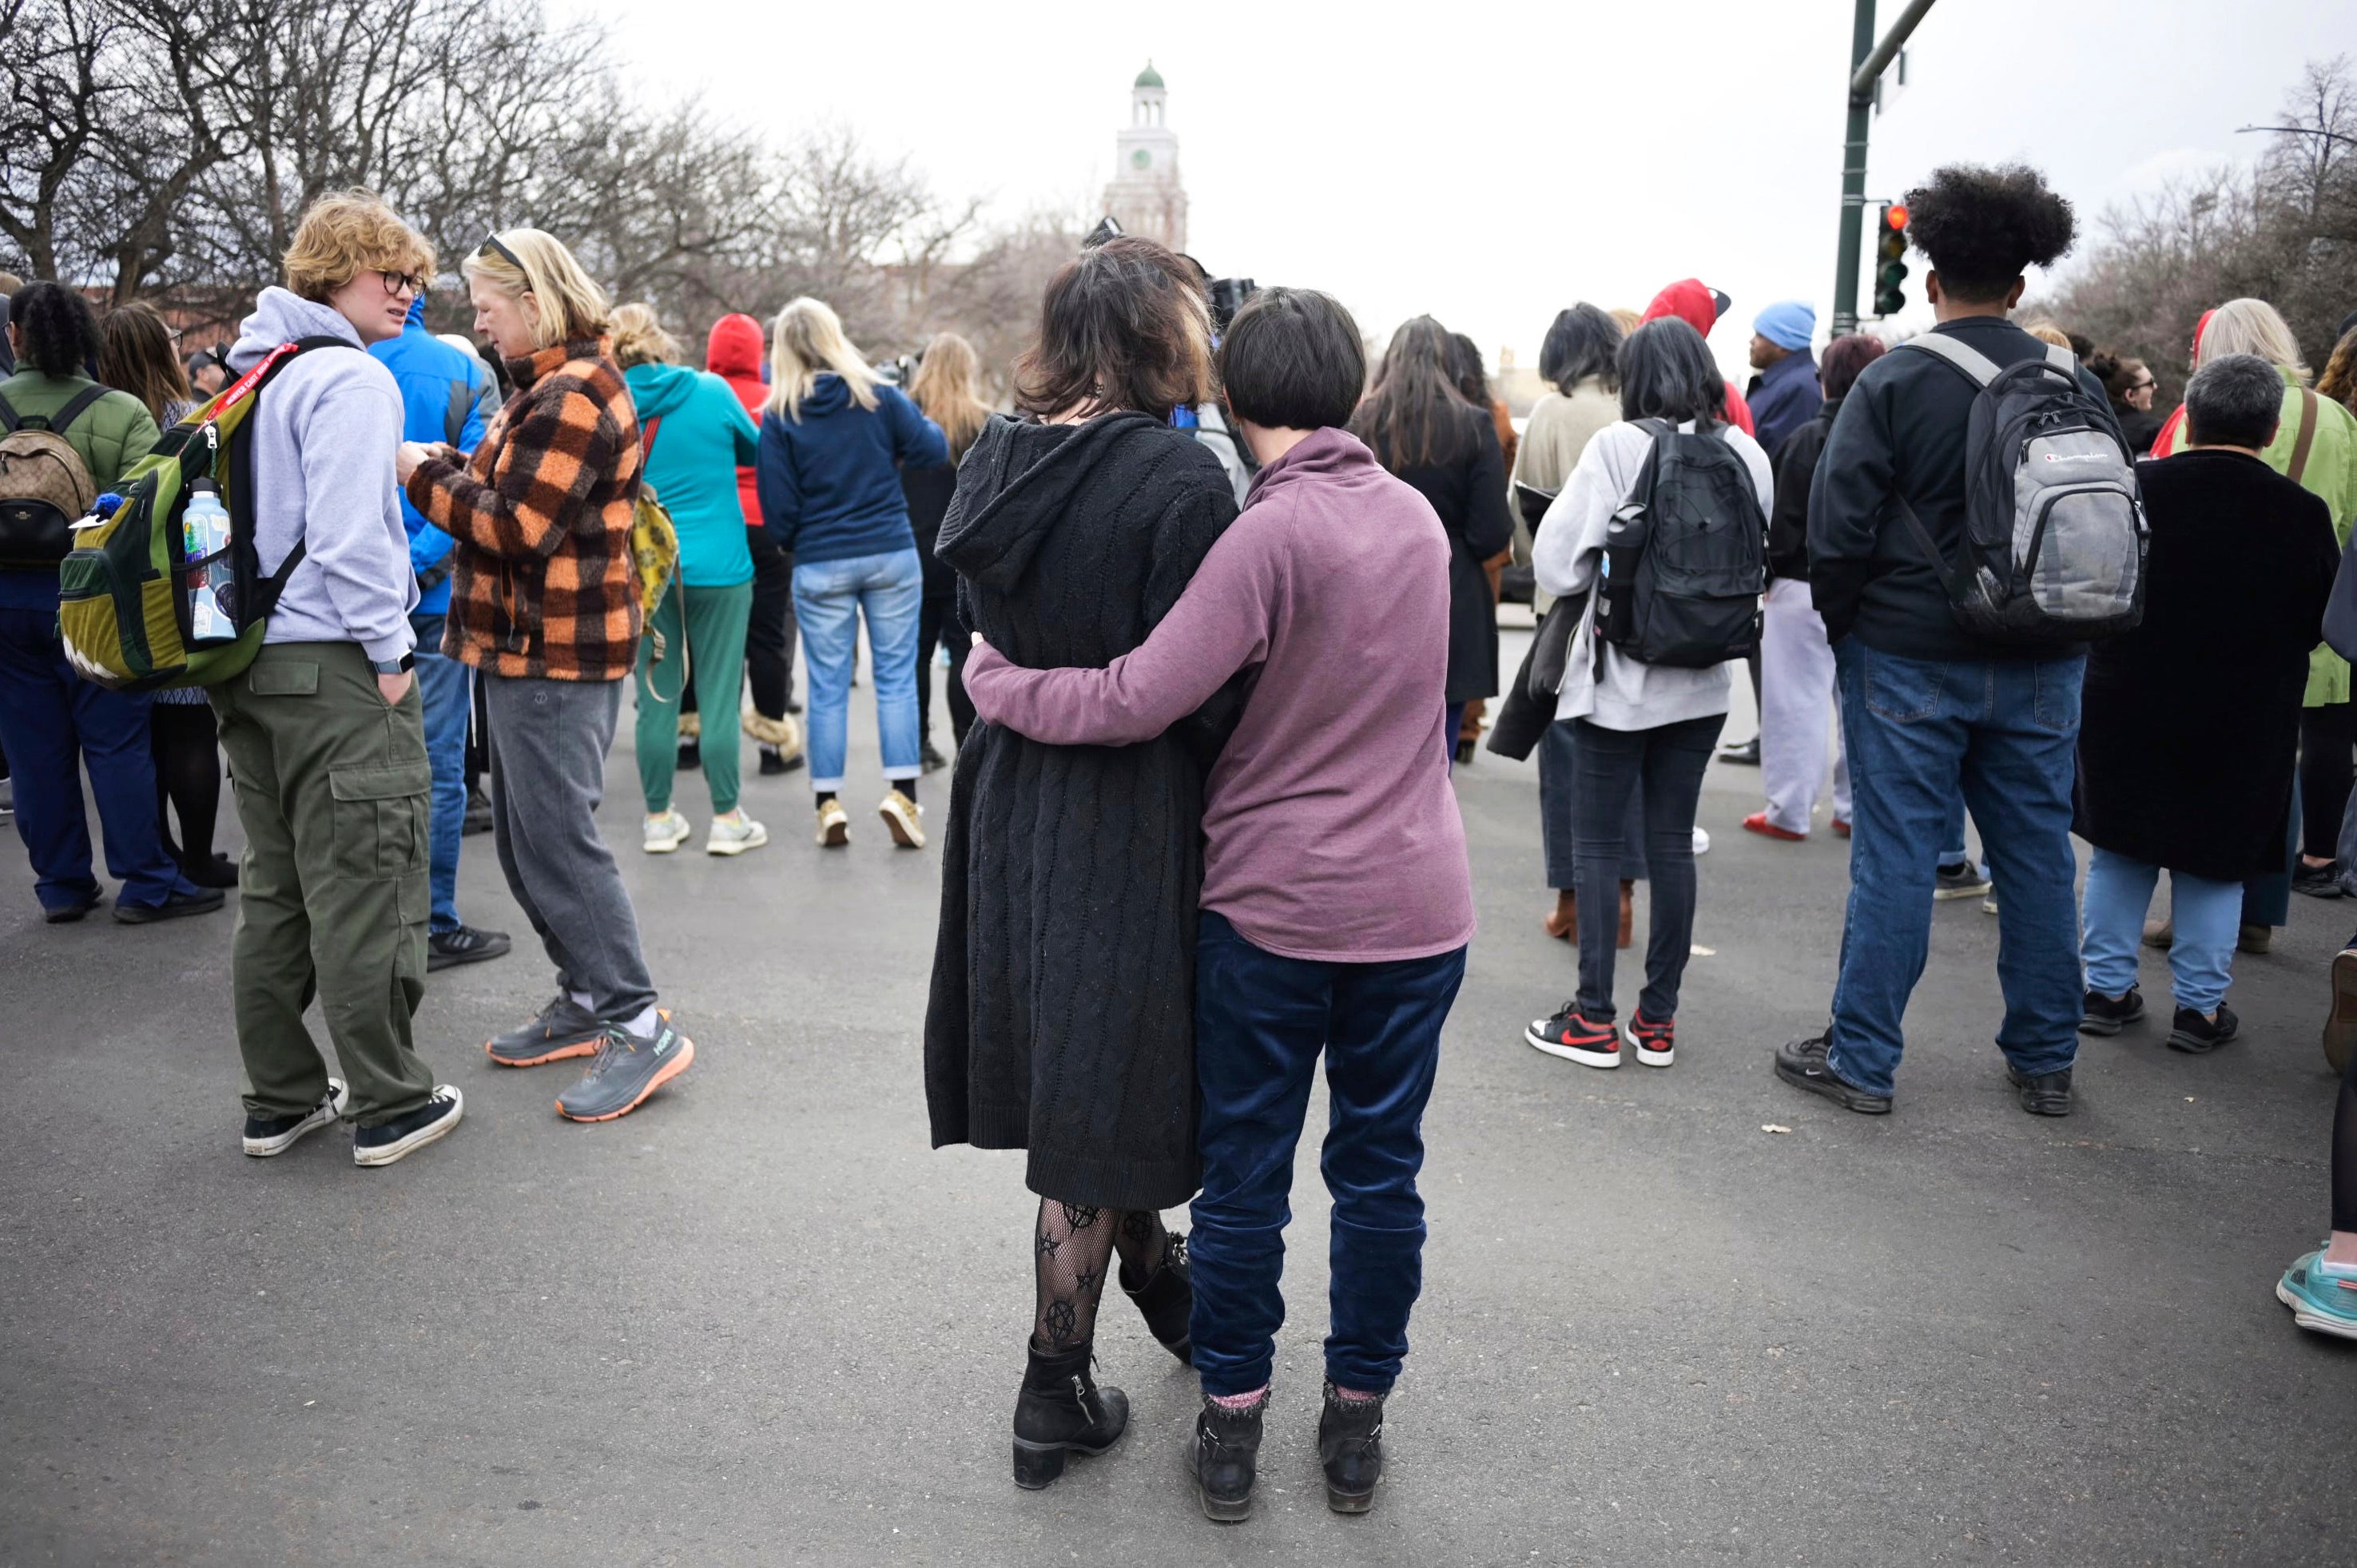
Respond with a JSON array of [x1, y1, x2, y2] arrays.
[[555, 1014, 695, 1122], [485, 993, 606, 1068]]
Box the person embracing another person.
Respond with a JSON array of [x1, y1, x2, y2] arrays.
[[400, 228, 692, 1125], [960, 284, 1475, 1520]]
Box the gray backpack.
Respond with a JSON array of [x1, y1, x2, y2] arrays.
[[1897, 334, 2146, 643]]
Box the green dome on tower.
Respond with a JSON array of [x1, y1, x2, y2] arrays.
[[1135, 62, 1164, 89]]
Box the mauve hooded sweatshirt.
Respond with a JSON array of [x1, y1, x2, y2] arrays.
[[225, 287, 417, 661]]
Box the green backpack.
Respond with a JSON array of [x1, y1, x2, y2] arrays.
[[59, 335, 353, 690]]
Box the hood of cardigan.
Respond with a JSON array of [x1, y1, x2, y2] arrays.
[[933, 409, 1169, 594]]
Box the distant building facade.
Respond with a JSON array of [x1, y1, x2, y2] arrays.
[[1102, 63, 1187, 253]]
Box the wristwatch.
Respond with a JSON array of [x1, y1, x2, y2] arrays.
[[370, 653, 417, 675]]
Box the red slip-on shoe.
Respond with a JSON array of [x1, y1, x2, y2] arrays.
[[1832, 817, 1852, 839], [1743, 812, 1807, 843]]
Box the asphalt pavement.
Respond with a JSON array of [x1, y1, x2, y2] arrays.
[[5, 628, 2354, 1566]]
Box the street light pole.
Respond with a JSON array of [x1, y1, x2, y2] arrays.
[[1830, 0, 1941, 334]]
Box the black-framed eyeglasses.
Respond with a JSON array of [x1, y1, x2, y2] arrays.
[[480, 232, 532, 289], [379, 269, 424, 297], [2127, 378, 2155, 391]]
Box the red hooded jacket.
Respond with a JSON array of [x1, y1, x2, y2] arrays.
[[706, 312, 768, 529], [1640, 279, 1756, 436]]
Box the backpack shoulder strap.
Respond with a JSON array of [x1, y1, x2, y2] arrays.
[[1899, 331, 2002, 388], [2043, 343, 2081, 376], [642, 415, 662, 455], [233, 338, 356, 617], [2287, 387, 2320, 486], [48, 383, 113, 435], [0, 392, 17, 433]]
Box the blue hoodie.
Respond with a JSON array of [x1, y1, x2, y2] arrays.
[[370, 296, 491, 613], [756, 375, 948, 566], [625, 360, 760, 587]]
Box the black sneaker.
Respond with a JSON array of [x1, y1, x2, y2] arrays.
[[1934, 861, 1993, 900], [1318, 1383, 1386, 1514], [1719, 736, 1761, 765], [2294, 860, 2344, 899], [427, 924, 512, 972], [112, 886, 225, 924], [1772, 1031, 1892, 1114], [242, 1078, 349, 1157], [2006, 1063, 2075, 1116], [352, 1086, 463, 1168], [43, 891, 104, 924], [757, 746, 805, 776], [921, 742, 951, 773], [2079, 986, 2146, 1036], [1192, 1392, 1266, 1522], [2168, 1003, 2240, 1054]]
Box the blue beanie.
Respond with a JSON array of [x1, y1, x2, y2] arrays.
[[1755, 300, 1815, 352]]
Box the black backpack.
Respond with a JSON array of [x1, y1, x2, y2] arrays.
[[1594, 419, 1767, 669], [1894, 335, 2146, 643]]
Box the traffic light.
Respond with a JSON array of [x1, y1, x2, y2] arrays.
[[1874, 202, 1910, 317]]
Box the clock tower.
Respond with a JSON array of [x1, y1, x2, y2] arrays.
[[1102, 63, 1188, 252]]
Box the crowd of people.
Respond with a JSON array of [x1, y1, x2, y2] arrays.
[[6, 150, 2357, 1522]]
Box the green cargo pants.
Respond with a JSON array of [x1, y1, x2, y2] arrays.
[[211, 641, 437, 1128]]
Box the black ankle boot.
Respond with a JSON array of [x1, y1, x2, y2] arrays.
[[1011, 1339, 1128, 1490], [1119, 1232, 1193, 1364], [1192, 1392, 1265, 1522], [1318, 1382, 1385, 1513]]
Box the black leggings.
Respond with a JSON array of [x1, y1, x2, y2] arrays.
[[2335, 1044, 2357, 1235], [1570, 713, 1724, 1021], [149, 701, 222, 869], [916, 593, 974, 748], [2302, 697, 2357, 859]]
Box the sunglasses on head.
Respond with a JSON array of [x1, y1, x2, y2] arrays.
[[480, 232, 531, 288]]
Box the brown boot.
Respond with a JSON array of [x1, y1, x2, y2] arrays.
[[1617, 880, 1636, 950], [1544, 889, 1577, 942]]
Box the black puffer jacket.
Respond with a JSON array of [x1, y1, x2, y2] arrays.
[[924, 411, 1238, 1212]]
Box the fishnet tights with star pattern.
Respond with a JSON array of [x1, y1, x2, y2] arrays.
[[1031, 1201, 1172, 1351]]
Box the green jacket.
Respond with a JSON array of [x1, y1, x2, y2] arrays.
[[2158, 370, 2357, 704], [0, 370, 160, 492]]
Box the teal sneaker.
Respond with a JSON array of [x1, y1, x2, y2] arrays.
[[2276, 1250, 2357, 1342]]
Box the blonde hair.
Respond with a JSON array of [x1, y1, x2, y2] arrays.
[[1609, 308, 1644, 339], [283, 190, 435, 303], [2024, 320, 2073, 350], [464, 228, 610, 351], [766, 298, 879, 422], [2198, 298, 2309, 382], [908, 332, 992, 458], [610, 302, 678, 369]]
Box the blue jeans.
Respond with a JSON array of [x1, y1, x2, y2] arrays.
[[1826, 642, 2085, 1098], [792, 550, 922, 792], [1188, 911, 1468, 1397], [0, 605, 193, 911], [2082, 848, 2239, 1015], [411, 614, 469, 932]]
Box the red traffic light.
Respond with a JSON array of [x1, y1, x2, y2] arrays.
[[1884, 204, 1909, 231]]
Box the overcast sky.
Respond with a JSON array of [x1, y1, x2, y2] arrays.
[[576, 0, 2354, 381]]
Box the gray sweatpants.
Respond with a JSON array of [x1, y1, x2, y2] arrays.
[[483, 673, 658, 1022]]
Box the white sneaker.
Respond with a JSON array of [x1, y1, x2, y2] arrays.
[[878, 788, 925, 848], [1691, 826, 1711, 855], [816, 797, 850, 847], [706, 808, 769, 856], [643, 808, 691, 854]]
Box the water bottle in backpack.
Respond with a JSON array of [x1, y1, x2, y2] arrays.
[[180, 478, 236, 641]]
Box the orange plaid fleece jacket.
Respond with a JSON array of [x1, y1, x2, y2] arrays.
[[407, 338, 642, 681]]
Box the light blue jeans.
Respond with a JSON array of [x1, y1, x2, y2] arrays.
[[411, 613, 470, 933], [2081, 847, 2238, 1016], [792, 548, 923, 792]]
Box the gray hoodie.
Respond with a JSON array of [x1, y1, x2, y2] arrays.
[[226, 287, 416, 661]]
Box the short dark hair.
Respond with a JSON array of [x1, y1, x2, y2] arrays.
[[10, 280, 101, 377], [1539, 304, 1622, 395], [1902, 163, 2076, 304], [1216, 288, 1365, 432], [1618, 317, 1726, 425], [2184, 353, 2284, 450], [1014, 235, 1212, 423], [1818, 333, 1887, 403]]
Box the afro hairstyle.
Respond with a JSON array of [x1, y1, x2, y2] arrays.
[[1902, 163, 2077, 304]]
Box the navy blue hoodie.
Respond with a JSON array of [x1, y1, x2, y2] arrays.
[[755, 374, 948, 566]]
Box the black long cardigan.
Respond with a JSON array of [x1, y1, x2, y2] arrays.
[[1377, 407, 1514, 705], [2076, 450, 2339, 880], [923, 412, 1238, 1212]]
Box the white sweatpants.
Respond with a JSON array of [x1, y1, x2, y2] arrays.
[[1759, 578, 1850, 836]]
